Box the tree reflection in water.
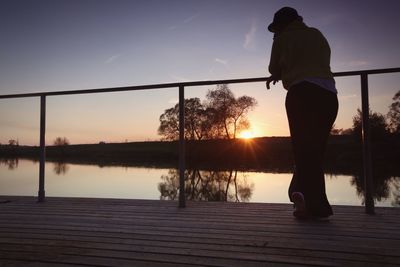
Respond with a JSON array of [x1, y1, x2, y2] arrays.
[[351, 172, 400, 206], [0, 158, 19, 170], [53, 162, 69, 175], [158, 169, 254, 202], [391, 178, 400, 207]]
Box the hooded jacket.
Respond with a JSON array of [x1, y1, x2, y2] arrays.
[[268, 20, 334, 89]]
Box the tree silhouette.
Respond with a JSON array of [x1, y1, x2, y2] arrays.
[[8, 139, 19, 146], [53, 137, 70, 146], [387, 90, 400, 134], [158, 98, 209, 141], [158, 85, 256, 140], [158, 105, 179, 141], [351, 108, 389, 141], [205, 85, 257, 139]]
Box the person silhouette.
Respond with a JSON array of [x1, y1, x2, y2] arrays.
[[266, 7, 338, 219]]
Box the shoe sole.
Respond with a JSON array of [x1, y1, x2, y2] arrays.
[[291, 192, 308, 219]]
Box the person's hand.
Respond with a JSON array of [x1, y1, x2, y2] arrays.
[[266, 76, 279, 90]]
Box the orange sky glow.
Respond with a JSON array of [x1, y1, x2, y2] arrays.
[[1, 1, 400, 145]]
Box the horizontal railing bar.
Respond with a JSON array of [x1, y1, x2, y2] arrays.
[[0, 67, 399, 99], [333, 67, 400, 77]]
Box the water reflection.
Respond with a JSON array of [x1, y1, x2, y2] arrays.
[[0, 158, 70, 175], [0, 158, 19, 170], [392, 179, 400, 206], [351, 171, 400, 206], [1, 158, 399, 206], [53, 162, 69, 175], [158, 169, 254, 202]]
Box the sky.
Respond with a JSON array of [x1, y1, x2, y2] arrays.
[[1, 0, 400, 145]]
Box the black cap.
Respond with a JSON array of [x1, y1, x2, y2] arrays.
[[268, 7, 302, 33]]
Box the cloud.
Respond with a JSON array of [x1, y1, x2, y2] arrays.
[[168, 98, 178, 104], [105, 54, 121, 64], [168, 13, 199, 31], [215, 58, 228, 66], [317, 13, 343, 27], [167, 25, 178, 31], [169, 74, 189, 82], [0, 120, 37, 131], [183, 13, 199, 24], [339, 94, 358, 100], [244, 20, 257, 50], [336, 59, 370, 69], [334, 59, 372, 72], [348, 60, 370, 67]]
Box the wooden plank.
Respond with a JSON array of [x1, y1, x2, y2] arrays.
[[0, 200, 397, 226], [1, 197, 398, 222], [0, 223, 397, 247], [0, 196, 399, 266], [1, 226, 398, 260], [1, 230, 399, 265], [0, 203, 399, 246], [0, 244, 296, 267], [1, 212, 398, 241], [0, 221, 397, 248]]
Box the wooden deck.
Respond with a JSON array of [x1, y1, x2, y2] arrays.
[[0, 196, 399, 267]]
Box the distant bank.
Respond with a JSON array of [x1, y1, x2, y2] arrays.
[[0, 136, 399, 173]]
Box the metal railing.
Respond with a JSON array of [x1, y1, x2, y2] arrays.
[[1, 67, 400, 213]]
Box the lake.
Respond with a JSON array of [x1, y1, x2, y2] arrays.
[[0, 159, 399, 207]]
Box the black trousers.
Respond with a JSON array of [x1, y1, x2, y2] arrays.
[[286, 81, 338, 217]]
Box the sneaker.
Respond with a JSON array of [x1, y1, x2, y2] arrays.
[[291, 192, 308, 219]]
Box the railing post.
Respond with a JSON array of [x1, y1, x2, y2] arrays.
[[178, 85, 186, 208], [38, 95, 46, 202], [360, 74, 375, 214]]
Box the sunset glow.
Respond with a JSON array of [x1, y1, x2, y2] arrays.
[[239, 130, 255, 139], [0, 1, 399, 145]]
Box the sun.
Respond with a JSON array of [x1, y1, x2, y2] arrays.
[[239, 130, 255, 140]]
